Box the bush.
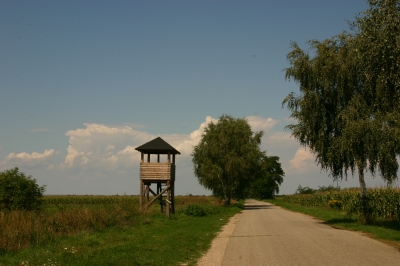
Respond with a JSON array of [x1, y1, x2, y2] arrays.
[[0, 167, 46, 211], [182, 204, 206, 217]]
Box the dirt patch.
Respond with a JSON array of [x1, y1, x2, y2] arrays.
[[196, 212, 242, 266]]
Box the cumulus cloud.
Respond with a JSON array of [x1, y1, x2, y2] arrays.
[[289, 148, 316, 172], [1, 115, 282, 175], [0, 116, 311, 194], [62, 117, 220, 170], [63, 123, 154, 169], [247, 116, 278, 133], [61, 115, 280, 170], [263, 132, 296, 148], [162, 116, 217, 155], [1, 149, 58, 169]]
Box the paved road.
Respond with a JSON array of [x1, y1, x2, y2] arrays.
[[221, 199, 400, 266]]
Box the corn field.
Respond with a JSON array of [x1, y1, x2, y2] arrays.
[[283, 187, 400, 220], [43, 195, 140, 205]]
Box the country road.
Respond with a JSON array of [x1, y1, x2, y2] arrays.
[[218, 199, 400, 266]]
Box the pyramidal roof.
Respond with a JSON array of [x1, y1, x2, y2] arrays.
[[135, 137, 180, 155]]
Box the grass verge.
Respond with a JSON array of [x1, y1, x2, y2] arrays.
[[264, 198, 400, 250], [0, 199, 242, 266]]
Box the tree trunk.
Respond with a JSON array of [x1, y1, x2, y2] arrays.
[[358, 167, 370, 223], [224, 197, 231, 206]]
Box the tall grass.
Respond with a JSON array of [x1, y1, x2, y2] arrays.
[[283, 187, 400, 220], [0, 195, 223, 251], [0, 204, 139, 251]]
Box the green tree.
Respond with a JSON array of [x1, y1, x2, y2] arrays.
[[192, 115, 264, 205], [0, 167, 46, 211], [248, 155, 284, 199], [282, 0, 400, 221], [295, 185, 316, 195]]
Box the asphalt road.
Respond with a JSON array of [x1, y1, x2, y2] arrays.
[[221, 199, 400, 266]]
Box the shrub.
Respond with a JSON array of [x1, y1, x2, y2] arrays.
[[182, 204, 206, 217], [0, 167, 46, 211]]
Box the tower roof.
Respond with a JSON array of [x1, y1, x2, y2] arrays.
[[135, 137, 180, 155]]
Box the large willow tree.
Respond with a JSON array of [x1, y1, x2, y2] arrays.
[[192, 114, 264, 205], [283, 0, 400, 221]]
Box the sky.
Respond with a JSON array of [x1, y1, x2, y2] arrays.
[[1, 0, 398, 196]]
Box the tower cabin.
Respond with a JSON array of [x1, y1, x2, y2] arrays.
[[135, 137, 180, 217]]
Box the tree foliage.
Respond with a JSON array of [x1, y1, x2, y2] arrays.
[[247, 156, 284, 199], [295, 185, 316, 195], [295, 184, 340, 194], [0, 167, 46, 211], [192, 115, 283, 204], [282, 0, 400, 220]]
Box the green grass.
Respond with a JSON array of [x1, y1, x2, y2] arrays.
[[0, 204, 241, 266], [265, 198, 400, 249]]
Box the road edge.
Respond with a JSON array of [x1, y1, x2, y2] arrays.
[[196, 212, 242, 266]]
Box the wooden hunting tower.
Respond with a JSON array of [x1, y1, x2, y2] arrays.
[[135, 137, 180, 217]]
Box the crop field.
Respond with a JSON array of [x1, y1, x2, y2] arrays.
[[0, 195, 242, 265], [282, 187, 400, 220]]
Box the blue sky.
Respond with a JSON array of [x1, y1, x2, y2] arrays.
[[1, 0, 397, 195]]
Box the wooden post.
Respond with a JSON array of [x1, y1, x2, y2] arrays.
[[140, 179, 144, 210], [166, 180, 171, 217], [157, 182, 163, 212], [171, 180, 175, 213], [147, 154, 150, 162], [172, 155, 176, 213], [146, 184, 150, 203]]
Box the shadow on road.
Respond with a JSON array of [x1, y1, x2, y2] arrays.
[[244, 204, 271, 210], [323, 218, 400, 232]]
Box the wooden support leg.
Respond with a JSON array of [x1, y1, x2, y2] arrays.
[[145, 184, 150, 211], [140, 180, 144, 210], [157, 182, 163, 212], [166, 180, 171, 217], [171, 180, 175, 214], [146, 185, 150, 202]]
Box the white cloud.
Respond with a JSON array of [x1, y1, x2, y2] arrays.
[[163, 116, 217, 156], [247, 116, 278, 133], [263, 132, 296, 148], [1, 149, 58, 169], [1, 116, 295, 195], [63, 123, 154, 169], [61, 117, 220, 170], [61, 115, 279, 170], [289, 147, 316, 172]]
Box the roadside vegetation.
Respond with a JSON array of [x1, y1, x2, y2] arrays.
[[264, 187, 400, 249], [0, 193, 243, 265]]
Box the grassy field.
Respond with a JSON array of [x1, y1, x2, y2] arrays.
[[265, 197, 400, 250], [0, 196, 243, 266]]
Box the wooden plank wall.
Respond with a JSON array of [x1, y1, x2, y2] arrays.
[[140, 162, 172, 180]]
